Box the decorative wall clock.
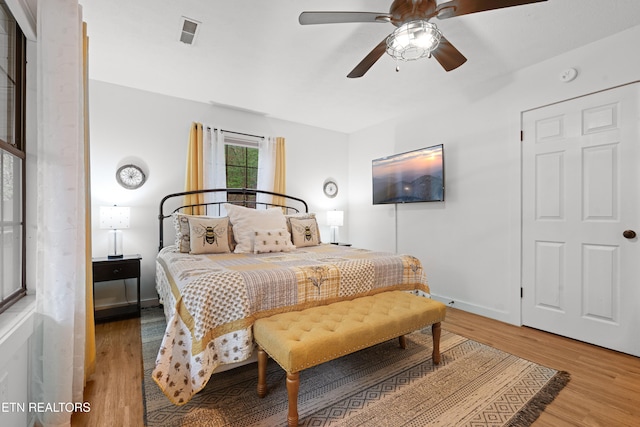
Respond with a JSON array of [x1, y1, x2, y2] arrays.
[[323, 179, 338, 198], [116, 164, 146, 190]]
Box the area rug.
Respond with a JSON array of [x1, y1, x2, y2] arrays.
[[141, 307, 569, 427]]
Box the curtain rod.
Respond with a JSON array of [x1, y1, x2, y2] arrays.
[[207, 126, 264, 140]]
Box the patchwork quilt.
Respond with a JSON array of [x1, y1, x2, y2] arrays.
[[153, 244, 430, 405]]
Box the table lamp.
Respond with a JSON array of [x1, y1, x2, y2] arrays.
[[326, 210, 344, 244], [100, 206, 130, 258]]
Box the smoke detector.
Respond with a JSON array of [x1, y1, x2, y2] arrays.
[[179, 17, 200, 45]]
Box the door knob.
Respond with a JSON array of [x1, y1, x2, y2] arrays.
[[623, 230, 637, 239]]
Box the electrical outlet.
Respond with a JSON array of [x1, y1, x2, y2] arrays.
[[0, 371, 8, 402]]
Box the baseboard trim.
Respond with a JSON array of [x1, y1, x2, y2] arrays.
[[430, 293, 519, 326]]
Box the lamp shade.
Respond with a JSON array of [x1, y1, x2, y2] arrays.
[[100, 206, 130, 229], [327, 210, 344, 227]]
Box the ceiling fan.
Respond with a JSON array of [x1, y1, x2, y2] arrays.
[[299, 0, 548, 78]]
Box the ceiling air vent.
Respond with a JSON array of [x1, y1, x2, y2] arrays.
[[179, 17, 200, 45]]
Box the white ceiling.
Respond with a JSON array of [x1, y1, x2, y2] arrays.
[[77, 0, 640, 133]]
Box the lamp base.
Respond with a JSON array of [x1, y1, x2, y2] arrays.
[[330, 225, 339, 244], [107, 254, 124, 259], [107, 229, 124, 258]]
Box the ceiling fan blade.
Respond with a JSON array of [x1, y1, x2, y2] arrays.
[[347, 38, 388, 78], [435, 0, 547, 19], [299, 11, 390, 25], [431, 36, 467, 71]]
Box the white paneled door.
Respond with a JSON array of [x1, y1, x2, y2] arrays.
[[522, 83, 640, 357]]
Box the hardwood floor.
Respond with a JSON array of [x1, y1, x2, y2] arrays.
[[71, 318, 144, 427], [71, 307, 640, 426]]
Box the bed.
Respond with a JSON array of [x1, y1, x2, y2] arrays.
[[153, 188, 431, 405]]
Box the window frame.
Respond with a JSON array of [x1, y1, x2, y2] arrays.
[[0, 2, 27, 315], [224, 138, 259, 207]]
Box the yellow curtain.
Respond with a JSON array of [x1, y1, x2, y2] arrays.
[[272, 137, 286, 206], [185, 122, 205, 214], [83, 21, 96, 382]]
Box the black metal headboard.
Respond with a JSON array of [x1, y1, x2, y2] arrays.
[[158, 188, 309, 251]]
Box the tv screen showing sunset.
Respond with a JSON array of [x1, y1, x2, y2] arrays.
[[372, 145, 444, 204]]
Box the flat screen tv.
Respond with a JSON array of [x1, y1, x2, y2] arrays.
[[372, 144, 444, 204]]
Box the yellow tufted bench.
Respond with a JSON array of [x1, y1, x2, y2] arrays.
[[253, 290, 447, 427]]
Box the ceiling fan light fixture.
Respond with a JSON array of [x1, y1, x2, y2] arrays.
[[386, 20, 442, 61]]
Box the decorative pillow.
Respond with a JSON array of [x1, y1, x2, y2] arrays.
[[224, 204, 288, 253], [289, 217, 321, 247], [284, 212, 321, 243], [253, 228, 295, 254], [173, 212, 192, 252], [173, 213, 235, 253], [188, 216, 232, 254]]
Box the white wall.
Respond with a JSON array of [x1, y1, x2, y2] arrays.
[[347, 124, 396, 252], [347, 25, 640, 325], [88, 81, 349, 306], [0, 298, 35, 427]]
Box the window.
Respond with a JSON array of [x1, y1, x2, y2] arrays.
[[225, 143, 258, 207], [0, 0, 26, 314]]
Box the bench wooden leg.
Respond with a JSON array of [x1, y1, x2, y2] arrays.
[[257, 347, 268, 398], [398, 335, 406, 349], [286, 372, 299, 427], [432, 322, 442, 365]]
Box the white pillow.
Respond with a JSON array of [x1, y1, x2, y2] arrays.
[[224, 204, 287, 253], [188, 216, 232, 254], [253, 228, 295, 254]]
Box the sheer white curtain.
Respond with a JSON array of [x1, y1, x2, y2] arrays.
[[32, 1, 88, 426], [203, 126, 227, 214], [256, 137, 276, 208]]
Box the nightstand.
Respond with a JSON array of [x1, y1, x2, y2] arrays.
[[92, 254, 141, 322]]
